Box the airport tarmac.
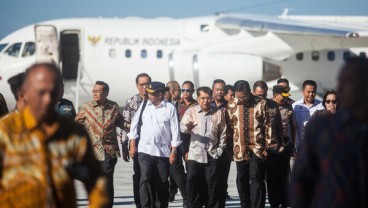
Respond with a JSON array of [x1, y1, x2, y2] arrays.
[[76, 158, 272, 207]]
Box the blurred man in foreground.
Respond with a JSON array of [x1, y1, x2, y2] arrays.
[[0, 63, 108, 208], [291, 57, 368, 207]]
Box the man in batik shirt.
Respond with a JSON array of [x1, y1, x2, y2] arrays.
[[227, 80, 277, 208], [76, 81, 124, 208], [0, 63, 108, 208]]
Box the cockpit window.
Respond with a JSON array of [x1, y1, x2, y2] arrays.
[[22, 42, 35, 57], [4, 42, 22, 57], [0, 43, 8, 53]]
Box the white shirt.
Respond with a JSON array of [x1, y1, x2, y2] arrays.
[[292, 98, 324, 150], [128, 100, 181, 157]]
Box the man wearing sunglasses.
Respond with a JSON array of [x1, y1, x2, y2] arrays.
[[269, 85, 296, 208], [169, 80, 197, 206], [177, 81, 198, 120]]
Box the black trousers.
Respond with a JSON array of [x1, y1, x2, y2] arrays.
[[186, 156, 220, 208], [100, 153, 118, 208], [265, 152, 290, 208], [236, 152, 266, 208], [138, 153, 170, 208], [169, 149, 187, 205], [218, 150, 232, 207], [133, 154, 141, 207]]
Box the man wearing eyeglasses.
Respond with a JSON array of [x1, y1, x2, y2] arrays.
[[75, 80, 125, 208], [121, 73, 151, 208]]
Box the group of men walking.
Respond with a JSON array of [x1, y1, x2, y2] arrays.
[[0, 57, 367, 208]]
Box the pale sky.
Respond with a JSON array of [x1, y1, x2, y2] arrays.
[[1, 0, 367, 39]]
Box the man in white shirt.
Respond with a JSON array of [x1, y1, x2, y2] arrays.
[[292, 80, 324, 154], [128, 81, 181, 208], [181, 86, 227, 208]]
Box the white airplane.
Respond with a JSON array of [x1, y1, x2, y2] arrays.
[[1, 11, 368, 110]]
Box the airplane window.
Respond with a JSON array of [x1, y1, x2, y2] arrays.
[[312, 51, 319, 61], [327, 51, 335, 61], [4, 42, 22, 57], [141, 49, 147, 58], [22, 42, 36, 57], [343, 51, 351, 61], [200, 24, 210, 32], [0, 43, 8, 53], [157, 50, 163, 58], [296, 53, 303, 61], [125, 49, 131, 58], [359, 52, 367, 58]]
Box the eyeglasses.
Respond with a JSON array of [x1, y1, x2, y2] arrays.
[[181, 88, 191, 93], [325, 99, 337, 104]]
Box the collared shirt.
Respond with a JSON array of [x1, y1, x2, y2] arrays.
[[278, 103, 296, 141], [292, 99, 324, 150], [75, 99, 124, 160], [211, 99, 228, 111], [226, 96, 275, 161], [128, 100, 181, 157], [176, 98, 198, 121], [56, 98, 76, 120], [180, 105, 226, 163], [0, 93, 8, 118], [0, 107, 108, 208], [121, 94, 144, 143], [291, 109, 368, 207]]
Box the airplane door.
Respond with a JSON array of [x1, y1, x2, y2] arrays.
[[60, 30, 80, 80], [34, 25, 59, 64]]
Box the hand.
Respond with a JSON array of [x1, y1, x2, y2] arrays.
[[262, 150, 268, 159], [122, 143, 130, 162], [226, 149, 233, 161], [129, 140, 136, 159], [184, 152, 188, 161], [169, 153, 177, 165], [186, 121, 197, 131]]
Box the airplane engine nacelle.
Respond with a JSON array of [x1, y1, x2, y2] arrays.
[[171, 52, 280, 88]]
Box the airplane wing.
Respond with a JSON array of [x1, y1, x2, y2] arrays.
[[200, 14, 368, 60]]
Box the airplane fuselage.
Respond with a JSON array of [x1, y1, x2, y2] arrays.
[[0, 15, 367, 109]]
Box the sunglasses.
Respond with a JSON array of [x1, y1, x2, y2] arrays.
[[181, 88, 191, 93], [325, 100, 337, 104]]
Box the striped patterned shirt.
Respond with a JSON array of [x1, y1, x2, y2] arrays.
[[0, 107, 109, 208]]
